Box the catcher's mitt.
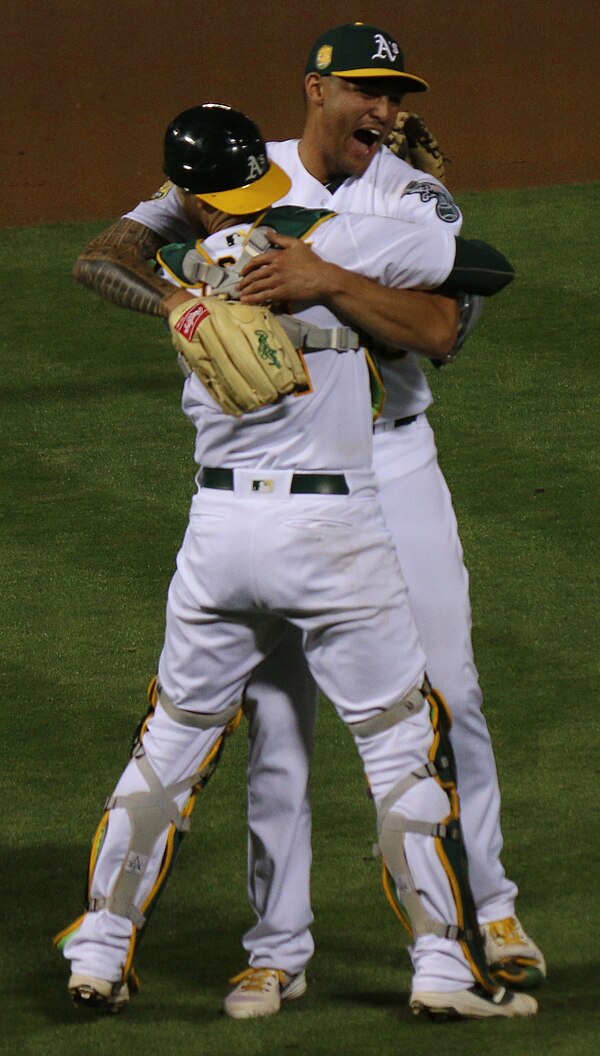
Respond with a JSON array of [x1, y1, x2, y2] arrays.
[[385, 112, 448, 184], [168, 297, 310, 416]]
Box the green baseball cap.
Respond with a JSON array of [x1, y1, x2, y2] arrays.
[[305, 22, 428, 93]]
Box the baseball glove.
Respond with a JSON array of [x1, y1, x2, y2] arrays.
[[385, 112, 448, 184], [168, 297, 310, 416]]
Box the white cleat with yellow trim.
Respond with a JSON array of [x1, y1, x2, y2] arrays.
[[410, 984, 538, 1020], [223, 967, 307, 1019], [482, 916, 546, 989], [68, 971, 139, 1014]]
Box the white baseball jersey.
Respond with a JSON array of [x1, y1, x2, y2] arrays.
[[126, 142, 462, 422], [165, 210, 456, 473]]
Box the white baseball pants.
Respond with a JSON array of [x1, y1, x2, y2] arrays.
[[63, 472, 480, 992]]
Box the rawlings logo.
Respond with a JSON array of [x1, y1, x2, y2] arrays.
[[371, 33, 399, 63], [403, 180, 461, 223], [255, 330, 282, 368], [174, 301, 210, 339], [246, 153, 267, 182]]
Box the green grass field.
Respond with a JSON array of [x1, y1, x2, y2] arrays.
[[1, 183, 599, 1055]]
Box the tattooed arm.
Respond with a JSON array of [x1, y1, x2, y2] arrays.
[[72, 218, 175, 317]]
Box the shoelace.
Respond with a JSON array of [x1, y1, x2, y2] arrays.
[[488, 918, 525, 946], [229, 968, 284, 992]]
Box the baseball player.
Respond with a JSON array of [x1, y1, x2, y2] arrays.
[[68, 21, 545, 1018], [56, 104, 536, 1023]]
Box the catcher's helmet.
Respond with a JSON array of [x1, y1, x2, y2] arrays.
[[163, 104, 291, 214]]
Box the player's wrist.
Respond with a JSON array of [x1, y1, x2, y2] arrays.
[[317, 260, 349, 302], [162, 288, 195, 315]]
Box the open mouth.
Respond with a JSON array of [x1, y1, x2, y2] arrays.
[[353, 128, 381, 149]]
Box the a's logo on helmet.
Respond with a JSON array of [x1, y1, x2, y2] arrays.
[[247, 153, 267, 182], [371, 33, 399, 62], [315, 45, 333, 70]]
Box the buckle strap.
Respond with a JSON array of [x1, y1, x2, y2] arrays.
[[350, 685, 427, 738], [377, 761, 438, 820], [181, 230, 273, 299], [278, 314, 360, 352]]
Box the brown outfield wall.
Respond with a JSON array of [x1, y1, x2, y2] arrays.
[[1, 0, 598, 227]]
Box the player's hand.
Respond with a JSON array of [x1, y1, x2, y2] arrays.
[[238, 230, 341, 306]]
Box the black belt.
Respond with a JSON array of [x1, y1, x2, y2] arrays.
[[199, 467, 349, 495], [375, 414, 418, 430]]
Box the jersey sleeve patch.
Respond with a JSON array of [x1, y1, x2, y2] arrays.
[[146, 180, 174, 201], [402, 180, 461, 223]]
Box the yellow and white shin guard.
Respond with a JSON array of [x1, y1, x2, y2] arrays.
[[54, 678, 242, 986], [352, 680, 498, 994]]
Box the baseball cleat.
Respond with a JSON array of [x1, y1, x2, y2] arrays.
[[482, 916, 546, 989], [68, 972, 138, 1014], [410, 984, 538, 1020], [223, 967, 307, 1019]]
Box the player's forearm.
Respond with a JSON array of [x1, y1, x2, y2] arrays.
[[73, 257, 175, 315], [238, 235, 459, 359], [320, 263, 459, 359], [72, 218, 173, 317]]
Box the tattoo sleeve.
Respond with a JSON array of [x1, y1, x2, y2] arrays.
[[73, 218, 174, 316]]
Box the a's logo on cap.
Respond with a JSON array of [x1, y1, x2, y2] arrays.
[[247, 153, 267, 182], [316, 44, 333, 70], [371, 33, 399, 63]]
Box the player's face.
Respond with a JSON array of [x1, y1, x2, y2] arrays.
[[176, 189, 256, 234], [176, 189, 242, 236], [308, 75, 403, 180]]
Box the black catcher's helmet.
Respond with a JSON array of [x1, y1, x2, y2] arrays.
[[163, 103, 291, 214]]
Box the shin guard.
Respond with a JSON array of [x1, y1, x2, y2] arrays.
[[54, 676, 242, 981], [359, 680, 498, 993]]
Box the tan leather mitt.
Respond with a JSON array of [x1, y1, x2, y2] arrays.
[[385, 111, 448, 184], [169, 297, 310, 417]]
